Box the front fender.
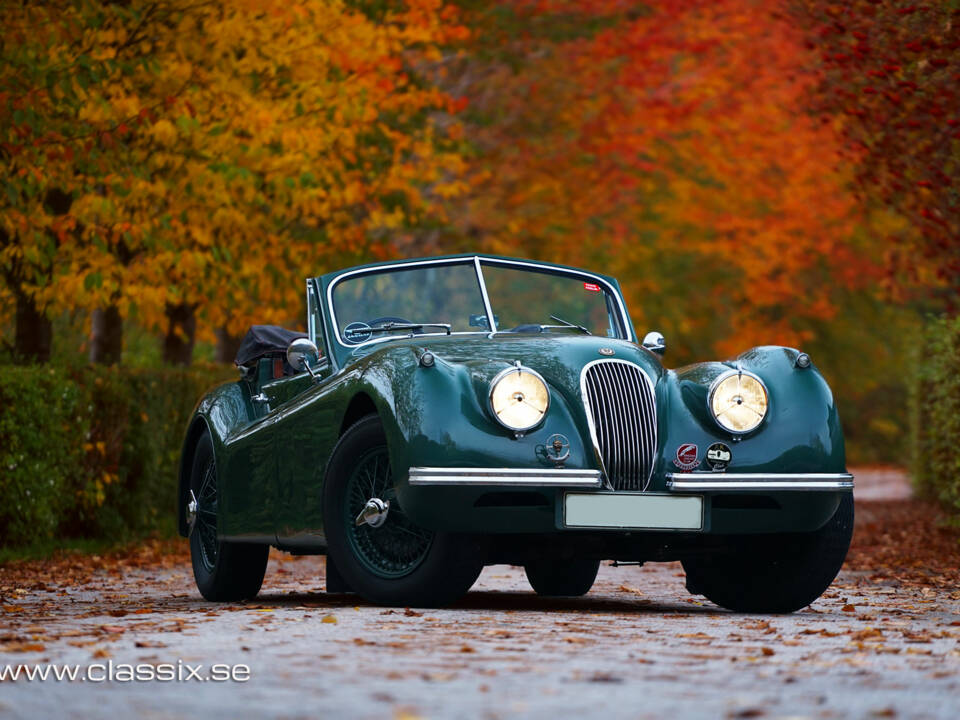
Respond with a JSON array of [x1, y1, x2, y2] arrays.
[[365, 349, 598, 526], [653, 346, 846, 487], [176, 381, 255, 536]]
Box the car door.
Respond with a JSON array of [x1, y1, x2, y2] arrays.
[[273, 280, 340, 545]]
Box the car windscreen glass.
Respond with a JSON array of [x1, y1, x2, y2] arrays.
[[332, 262, 487, 344], [480, 263, 622, 338]]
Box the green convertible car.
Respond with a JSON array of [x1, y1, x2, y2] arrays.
[[178, 254, 854, 612]]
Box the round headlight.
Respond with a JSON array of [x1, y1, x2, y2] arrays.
[[708, 370, 768, 434], [489, 364, 550, 433]]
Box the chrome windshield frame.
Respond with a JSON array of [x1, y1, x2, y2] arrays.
[[324, 255, 631, 350]]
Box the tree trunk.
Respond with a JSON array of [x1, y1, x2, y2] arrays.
[[13, 291, 52, 364], [89, 306, 123, 365], [215, 327, 243, 364], [163, 303, 197, 366]]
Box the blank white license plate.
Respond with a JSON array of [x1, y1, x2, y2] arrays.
[[563, 493, 703, 530]]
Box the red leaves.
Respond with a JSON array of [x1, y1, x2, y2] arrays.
[[792, 0, 960, 299]]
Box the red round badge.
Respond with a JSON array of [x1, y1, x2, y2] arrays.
[[674, 443, 699, 470]]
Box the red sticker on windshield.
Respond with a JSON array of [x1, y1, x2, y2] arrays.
[[584, 282, 601, 293]]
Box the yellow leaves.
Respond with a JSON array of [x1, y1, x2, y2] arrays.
[[2, 0, 467, 341], [151, 119, 179, 146]]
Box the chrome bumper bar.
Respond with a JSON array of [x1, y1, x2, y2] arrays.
[[666, 472, 854, 492], [408, 467, 603, 488]]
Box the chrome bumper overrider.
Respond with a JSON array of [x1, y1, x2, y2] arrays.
[[666, 472, 855, 492], [408, 467, 603, 488]]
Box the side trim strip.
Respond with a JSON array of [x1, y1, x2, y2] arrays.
[[409, 467, 603, 488], [666, 472, 854, 492]]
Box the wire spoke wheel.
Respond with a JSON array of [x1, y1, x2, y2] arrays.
[[344, 446, 432, 578], [195, 458, 219, 572]]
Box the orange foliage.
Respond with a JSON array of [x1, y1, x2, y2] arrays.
[[790, 0, 960, 308], [0, 0, 467, 350], [448, 0, 868, 358]]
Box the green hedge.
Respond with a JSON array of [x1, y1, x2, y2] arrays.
[[0, 365, 234, 548], [912, 315, 960, 522]]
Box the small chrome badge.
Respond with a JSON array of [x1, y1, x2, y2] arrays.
[[545, 434, 571, 466], [705, 442, 732, 471], [598, 347, 615, 356]]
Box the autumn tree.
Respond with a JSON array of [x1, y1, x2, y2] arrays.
[[442, 0, 865, 359], [790, 0, 960, 309], [1, 0, 467, 364]]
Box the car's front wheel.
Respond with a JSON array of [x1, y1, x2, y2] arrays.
[[189, 433, 269, 601], [323, 415, 484, 607], [525, 558, 600, 597], [682, 493, 854, 613]]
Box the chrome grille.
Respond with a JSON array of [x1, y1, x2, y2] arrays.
[[581, 360, 657, 491]]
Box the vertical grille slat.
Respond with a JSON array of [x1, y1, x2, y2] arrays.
[[582, 360, 657, 491]]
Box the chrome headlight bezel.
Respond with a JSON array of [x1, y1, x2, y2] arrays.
[[707, 369, 769, 435], [488, 364, 550, 434]]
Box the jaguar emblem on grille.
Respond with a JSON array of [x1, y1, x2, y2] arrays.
[[598, 347, 615, 356]]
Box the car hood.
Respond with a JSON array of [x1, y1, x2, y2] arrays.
[[349, 333, 664, 393]]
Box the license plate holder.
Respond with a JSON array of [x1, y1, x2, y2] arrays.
[[563, 492, 704, 530]]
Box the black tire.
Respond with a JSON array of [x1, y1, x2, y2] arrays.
[[682, 493, 854, 613], [323, 414, 484, 607], [525, 558, 600, 597], [189, 433, 269, 602]]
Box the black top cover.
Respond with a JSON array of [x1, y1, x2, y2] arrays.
[[235, 325, 307, 367]]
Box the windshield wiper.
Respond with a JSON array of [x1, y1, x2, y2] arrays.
[[546, 315, 591, 335], [344, 322, 452, 340]]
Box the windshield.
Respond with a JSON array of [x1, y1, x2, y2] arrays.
[[332, 262, 486, 344], [479, 262, 622, 338], [329, 259, 625, 345]]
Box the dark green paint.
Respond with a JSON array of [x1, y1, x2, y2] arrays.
[[177, 254, 850, 552]]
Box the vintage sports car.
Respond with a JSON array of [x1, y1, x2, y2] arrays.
[[178, 255, 854, 612]]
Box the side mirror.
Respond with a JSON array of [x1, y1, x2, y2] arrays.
[[642, 331, 666, 356], [287, 338, 320, 379]]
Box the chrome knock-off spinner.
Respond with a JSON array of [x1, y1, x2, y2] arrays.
[[355, 498, 390, 528]]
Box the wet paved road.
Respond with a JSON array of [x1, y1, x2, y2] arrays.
[[1, 470, 958, 719]]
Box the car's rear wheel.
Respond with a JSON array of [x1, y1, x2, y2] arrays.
[[525, 558, 600, 597], [324, 414, 484, 607], [682, 493, 854, 613], [189, 433, 269, 601]]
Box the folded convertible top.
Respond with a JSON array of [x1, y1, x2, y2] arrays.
[[235, 325, 307, 367]]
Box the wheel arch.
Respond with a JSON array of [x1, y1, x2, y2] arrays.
[[339, 392, 379, 436]]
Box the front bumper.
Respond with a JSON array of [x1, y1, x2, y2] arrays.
[[409, 467, 603, 488], [409, 467, 854, 492], [399, 467, 852, 536], [666, 472, 855, 492]]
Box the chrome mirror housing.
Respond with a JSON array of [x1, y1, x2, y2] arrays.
[[642, 331, 666, 356], [287, 337, 320, 379]]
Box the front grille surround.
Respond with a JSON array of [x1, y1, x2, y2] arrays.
[[580, 359, 658, 491]]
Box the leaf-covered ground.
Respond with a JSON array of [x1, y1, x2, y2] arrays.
[[1, 470, 958, 719]]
